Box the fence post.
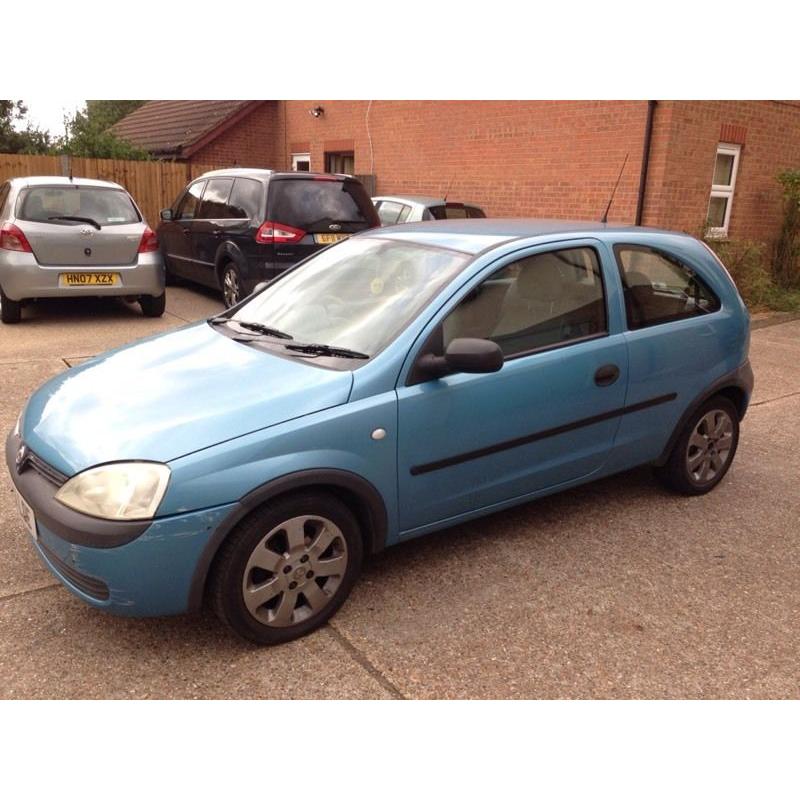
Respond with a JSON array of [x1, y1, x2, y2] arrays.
[[59, 154, 71, 178]]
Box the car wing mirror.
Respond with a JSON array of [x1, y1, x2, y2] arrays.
[[160, 208, 173, 221], [418, 337, 503, 379]]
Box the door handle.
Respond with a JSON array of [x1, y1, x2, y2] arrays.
[[594, 364, 620, 387]]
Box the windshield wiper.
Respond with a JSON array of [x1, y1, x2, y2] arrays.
[[209, 317, 293, 340], [47, 215, 102, 230], [285, 342, 369, 359]]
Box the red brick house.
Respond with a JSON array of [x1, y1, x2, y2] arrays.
[[114, 100, 800, 245]]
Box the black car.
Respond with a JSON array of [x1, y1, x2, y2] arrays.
[[158, 169, 380, 307]]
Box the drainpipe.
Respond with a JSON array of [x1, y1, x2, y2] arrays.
[[635, 100, 657, 226]]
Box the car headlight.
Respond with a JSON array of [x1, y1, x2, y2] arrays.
[[55, 462, 171, 521]]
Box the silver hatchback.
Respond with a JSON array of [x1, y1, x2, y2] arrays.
[[0, 176, 165, 324]]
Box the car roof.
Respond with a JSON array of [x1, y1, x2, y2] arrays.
[[7, 175, 125, 190], [373, 195, 484, 208], [197, 168, 355, 182], [364, 217, 694, 255]]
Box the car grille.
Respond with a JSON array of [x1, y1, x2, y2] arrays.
[[38, 541, 110, 601], [18, 448, 67, 487]]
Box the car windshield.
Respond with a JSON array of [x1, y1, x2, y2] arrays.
[[231, 237, 470, 357], [17, 186, 140, 226]]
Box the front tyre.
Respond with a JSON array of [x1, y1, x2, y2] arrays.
[[139, 293, 166, 318], [655, 395, 740, 495], [210, 492, 363, 645]]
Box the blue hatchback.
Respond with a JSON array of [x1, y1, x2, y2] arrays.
[[7, 220, 753, 644]]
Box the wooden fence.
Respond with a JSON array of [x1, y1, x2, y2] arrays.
[[0, 153, 225, 227]]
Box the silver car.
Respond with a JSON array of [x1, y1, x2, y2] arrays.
[[372, 195, 487, 226], [0, 176, 165, 324]]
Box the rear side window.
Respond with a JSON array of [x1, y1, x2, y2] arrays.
[[268, 179, 377, 231], [377, 201, 411, 225], [228, 178, 263, 219], [0, 182, 10, 216], [466, 206, 486, 218], [197, 179, 234, 219], [17, 186, 140, 226], [176, 181, 205, 220], [615, 245, 721, 330]]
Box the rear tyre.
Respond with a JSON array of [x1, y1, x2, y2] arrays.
[[0, 287, 21, 324], [654, 395, 740, 495], [210, 492, 363, 645], [221, 262, 243, 308], [139, 293, 166, 318]]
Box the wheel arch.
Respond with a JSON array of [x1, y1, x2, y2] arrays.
[[654, 360, 753, 467], [187, 468, 388, 611], [214, 242, 246, 288]]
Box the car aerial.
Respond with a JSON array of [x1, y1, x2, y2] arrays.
[[158, 168, 380, 307], [372, 194, 486, 225], [0, 176, 164, 324], [7, 219, 753, 645]]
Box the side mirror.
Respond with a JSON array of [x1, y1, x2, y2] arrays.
[[418, 338, 503, 379], [160, 208, 173, 221]]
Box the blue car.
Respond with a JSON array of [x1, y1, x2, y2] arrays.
[[7, 220, 753, 644]]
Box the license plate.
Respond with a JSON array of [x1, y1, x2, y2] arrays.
[[14, 487, 37, 541], [314, 233, 350, 245], [59, 272, 120, 287]]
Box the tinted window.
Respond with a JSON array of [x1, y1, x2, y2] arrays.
[[268, 179, 377, 231], [176, 181, 205, 220], [197, 179, 234, 219], [466, 206, 486, 218], [228, 178, 263, 219], [443, 247, 607, 358], [0, 182, 9, 216], [615, 245, 721, 330], [17, 186, 140, 226], [377, 200, 410, 225], [428, 204, 478, 220]]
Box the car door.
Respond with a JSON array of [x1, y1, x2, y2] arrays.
[[192, 178, 234, 288], [396, 240, 629, 533], [160, 180, 205, 280]]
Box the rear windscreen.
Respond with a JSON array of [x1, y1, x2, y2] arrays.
[[428, 204, 486, 220], [268, 179, 376, 230], [17, 186, 140, 226]]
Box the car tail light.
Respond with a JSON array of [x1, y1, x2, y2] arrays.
[[0, 223, 32, 252], [138, 226, 159, 253], [255, 221, 306, 244]]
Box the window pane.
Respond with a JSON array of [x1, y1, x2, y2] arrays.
[[197, 179, 233, 219], [18, 186, 139, 226], [378, 201, 403, 225], [268, 178, 374, 230], [177, 181, 205, 220], [228, 178, 262, 219], [713, 152, 735, 186], [616, 246, 721, 330], [443, 247, 607, 357], [707, 195, 728, 229]]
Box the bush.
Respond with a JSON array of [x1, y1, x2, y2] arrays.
[[774, 169, 800, 289], [706, 238, 777, 309]]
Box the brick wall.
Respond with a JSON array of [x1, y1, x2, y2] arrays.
[[641, 100, 800, 244], [190, 101, 281, 169], [278, 100, 650, 224]]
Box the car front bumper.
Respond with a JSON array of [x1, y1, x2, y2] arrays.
[[0, 250, 164, 301], [6, 429, 234, 616]]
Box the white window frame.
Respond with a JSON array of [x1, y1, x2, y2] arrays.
[[291, 153, 310, 172], [706, 143, 741, 238]]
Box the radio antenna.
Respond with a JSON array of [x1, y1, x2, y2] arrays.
[[442, 176, 454, 203], [600, 152, 629, 224]]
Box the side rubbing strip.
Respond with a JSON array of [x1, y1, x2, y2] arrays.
[[410, 393, 677, 476]]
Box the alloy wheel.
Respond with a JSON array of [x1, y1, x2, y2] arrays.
[[241, 515, 349, 627], [223, 267, 240, 307], [685, 408, 734, 483]]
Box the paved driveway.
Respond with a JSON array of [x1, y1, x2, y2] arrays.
[[0, 291, 797, 698]]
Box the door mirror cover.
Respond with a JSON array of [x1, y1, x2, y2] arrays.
[[160, 208, 173, 221], [419, 338, 504, 378]]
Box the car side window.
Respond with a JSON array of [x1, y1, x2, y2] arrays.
[[228, 178, 262, 219], [377, 201, 405, 225], [466, 206, 486, 218], [442, 247, 607, 358], [197, 179, 234, 220], [614, 244, 721, 330], [176, 181, 205, 220], [0, 182, 9, 216]]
